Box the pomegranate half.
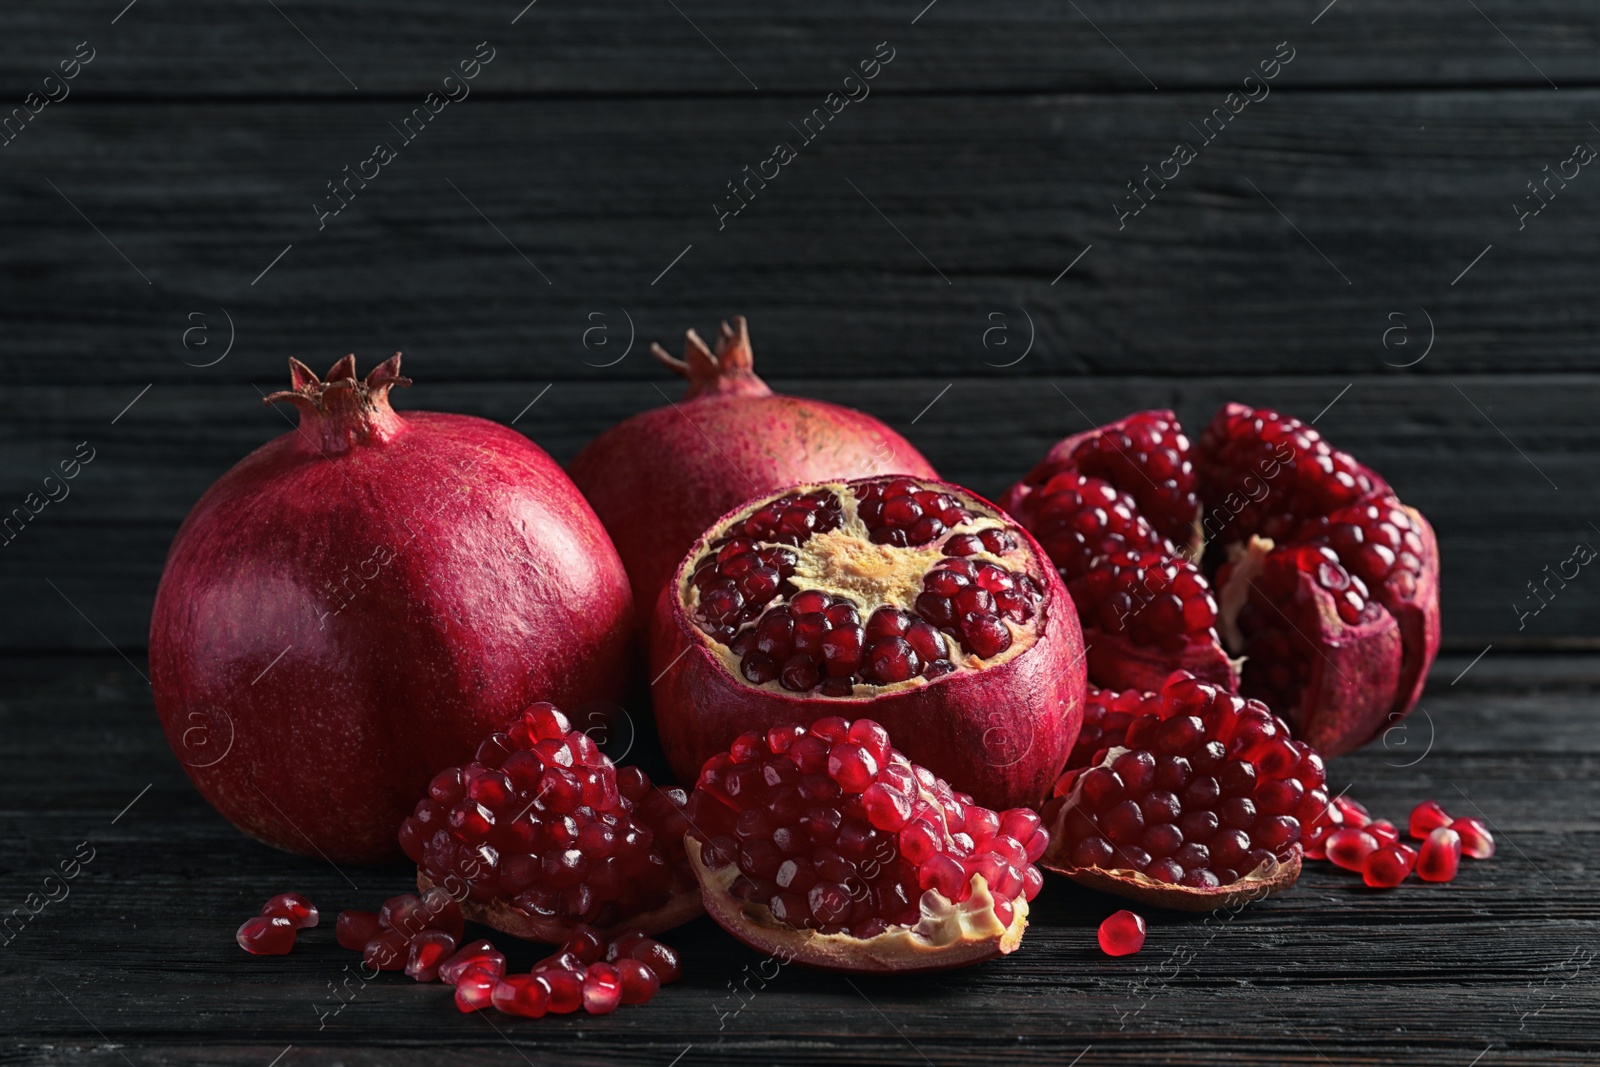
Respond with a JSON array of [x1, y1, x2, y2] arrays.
[[1003, 404, 1439, 756], [650, 474, 1086, 810], [568, 316, 938, 616], [150, 355, 635, 863]]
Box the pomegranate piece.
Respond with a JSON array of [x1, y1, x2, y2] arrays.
[[1097, 910, 1147, 956], [1367, 820, 1401, 846], [336, 909, 383, 951], [491, 975, 550, 1018], [1333, 795, 1372, 828], [1040, 673, 1330, 911], [652, 474, 1088, 810], [1417, 827, 1462, 882], [405, 931, 459, 982], [582, 963, 624, 1014], [1005, 403, 1440, 757], [403, 702, 703, 942], [1325, 827, 1380, 872], [261, 892, 319, 930], [454, 966, 501, 1012], [1067, 686, 1164, 771], [236, 915, 296, 956], [540, 969, 585, 1014], [1408, 800, 1453, 839], [1363, 844, 1416, 888], [1452, 817, 1496, 860], [615, 959, 661, 1004], [684, 718, 1045, 973], [439, 940, 507, 985]]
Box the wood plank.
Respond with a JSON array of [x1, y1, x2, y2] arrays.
[[1, 1, 1596, 97], [2, 653, 1596, 1065], [1, 90, 1598, 384], [2, 376, 1594, 651]]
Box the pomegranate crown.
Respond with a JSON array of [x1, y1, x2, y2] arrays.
[[650, 315, 771, 400], [264, 353, 411, 451]]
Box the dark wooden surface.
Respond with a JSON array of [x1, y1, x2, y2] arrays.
[[4, 652, 1597, 1065], [4, 2, 1599, 1063]]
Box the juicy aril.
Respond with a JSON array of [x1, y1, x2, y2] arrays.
[[568, 317, 937, 615], [150, 356, 635, 863], [650, 474, 1086, 810], [1003, 405, 1439, 756]]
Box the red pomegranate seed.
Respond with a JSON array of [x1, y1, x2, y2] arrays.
[[610, 935, 682, 984], [1362, 844, 1416, 888], [1333, 795, 1371, 827], [1367, 820, 1400, 846], [1417, 827, 1462, 882], [261, 892, 319, 930], [491, 974, 550, 1018], [1325, 827, 1379, 872], [378, 888, 465, 942], [440, 940, 507, 986], [1408, 800, 1453, 839], [405, 930, 459, 982], [335, 909, 382, 951], [236, 915, 296, 955], [583, 962, 624, 1014], [363, 930, 410, 971], [540, 969, 585, 1014], [454, 966, 500, 1012], [615, 958, 661, 1004], [1097, 910, 1147, 956], [1452, 817, 1495, 860]]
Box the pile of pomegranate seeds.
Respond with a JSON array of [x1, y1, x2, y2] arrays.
[[1065, 685, 1164, 771], [333, 887, 466, 974], [1043, 674, 1331, 892], [685, 478, 1046, 694], [235, 892, 319, 955], [690, 717, 1048, 936], [1316, 797, 1493, 888], [398, 702, 697, 937], [450, 926, 680, 1017], [1097, 909, 1147, 957]]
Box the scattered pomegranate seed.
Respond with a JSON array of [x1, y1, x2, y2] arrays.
[[540, 969, 585, 1014], [1362, 844, 1416, 888], [405, 930, 460, 982], [236, 915, 296, 955], [454, 966, 501, 1012], [616, 959, 661, 1004], [440, 940, 506, 985], [1325, 827, 1380, 872], [1417, 827, 1462, 883], [1452, 817, 1495, 860], [1098, 910, 1147, 956], [492, 974, 550, 1018], [1367, 819, 1400, 846], [582, 963, 624, 1014], [1408, 800, 1453, 839], [1333, 795, 1371, 828], [364, 929, 410, 971], [261, 892, 319, 930], [336, 909, 382, 951]]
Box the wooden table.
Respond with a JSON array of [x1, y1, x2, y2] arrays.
[[3, 1, 1597, 1062]]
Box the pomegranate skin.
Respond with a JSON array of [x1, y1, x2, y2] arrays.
[[568, 317, 937, 616], [649, 479, 1086, 811], [150, 355, 634, 864]]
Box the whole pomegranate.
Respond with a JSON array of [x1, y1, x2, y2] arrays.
[[1003, 405, 1439, 756], [150, 355, 635, 863], [650, 474, 1086, 810], [568, 316, 938, 615]]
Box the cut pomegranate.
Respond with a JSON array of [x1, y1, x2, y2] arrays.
[[403, 702, 702, 942], [1363, 844, 1416, 888], [261, 892, 319, 930], [1005, 404, 1440, 756], [1408, 800, 1453, 839], [1097, 910, 1147, 956], [236, 915, 296, 955], [1040, 674, 1329, 910], [683, 718, 1044, 973], [1452, 817, 1495, 859], [1417, 827, 1462, 882], [651, 475, 1087, 810]]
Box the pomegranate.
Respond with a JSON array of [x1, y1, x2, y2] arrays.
[[150, 355, 635, 863], [568, 316, 938, 614], [402, 702, 702, 942], [684, 717, 1047, 973], [1004, 404, 1440, 756], [1039, 674, 1331, 910], [650, 474, 1086, 810]]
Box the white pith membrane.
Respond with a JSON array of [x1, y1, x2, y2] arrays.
[[1216, 535, 1274, 654], [1040, 745, 1301, 912], [681, 479, 1041, 696]]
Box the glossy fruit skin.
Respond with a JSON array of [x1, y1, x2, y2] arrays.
[[650, 478, 1086, 811], [150, 355, 635, 864], [568, 317, 937, 616]]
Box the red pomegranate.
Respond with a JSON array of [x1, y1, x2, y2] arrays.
[[1003, 405, 1439, 756], [650, 474, 1086, 810], [568, 316, 938, 616], [150, 355, 635, 863]]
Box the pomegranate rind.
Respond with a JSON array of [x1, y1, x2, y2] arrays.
[[651, 477, 1086, 810], [1084, 630, 1239, 696], [414, 873, 703, 945], [1038, 747, 1302, 911], [685, 837, 1026, 973]]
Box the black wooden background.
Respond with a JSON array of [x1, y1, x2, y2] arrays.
[[2, 2, 1597, 1064]]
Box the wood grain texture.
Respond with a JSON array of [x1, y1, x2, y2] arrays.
[[2, 652, 1596, 1065], [1, 1, 1597, 97]]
